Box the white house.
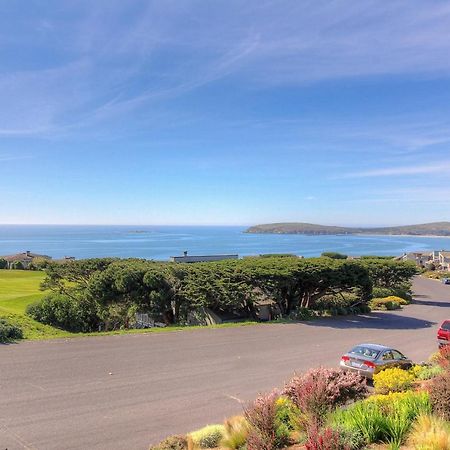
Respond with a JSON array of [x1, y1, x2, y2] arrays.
[[397, 252, 431, 267], [438, 251, 450, 271]]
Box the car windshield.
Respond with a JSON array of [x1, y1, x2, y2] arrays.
[[442, 321, 450, 331], [349, 346, 380, 359]]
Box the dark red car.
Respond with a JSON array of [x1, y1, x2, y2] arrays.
[[438, 320, 450, 347]]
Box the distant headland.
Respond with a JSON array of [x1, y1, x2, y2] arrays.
[[245, 222, 450, 236]]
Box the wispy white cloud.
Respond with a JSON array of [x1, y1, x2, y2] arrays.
[[340, 161, 450, 178], [0, 154, 32, 162], [1, 1, 450, 137]]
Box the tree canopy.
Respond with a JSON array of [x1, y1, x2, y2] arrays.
[[27, 256, 417, 332]]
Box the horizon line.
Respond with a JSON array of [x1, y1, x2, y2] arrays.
[[0, 220, 449, 228]]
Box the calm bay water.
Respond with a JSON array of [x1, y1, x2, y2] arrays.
[[1, 225, 450, 260]]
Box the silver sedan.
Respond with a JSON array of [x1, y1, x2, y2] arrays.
[[340, 343, 413, 378]]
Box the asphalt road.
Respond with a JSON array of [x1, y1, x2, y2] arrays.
[[1, 276, 449, 450]]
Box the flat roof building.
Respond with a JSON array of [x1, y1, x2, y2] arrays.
[[170, 251, 238, 263]]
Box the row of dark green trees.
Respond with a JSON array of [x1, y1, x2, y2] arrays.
[[26, 256, 417, 332]]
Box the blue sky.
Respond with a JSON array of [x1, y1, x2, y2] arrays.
[[1, 1, 450, 226]]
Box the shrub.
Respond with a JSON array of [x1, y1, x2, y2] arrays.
[[0, 258, 7, 269], [26, 293, 99, 332], [410, 364, 444, 381], [330, 391, 430, 446], [424, 271, 450, 280], [368, 296, 406, 311], [418, 365, 445, 381], [188, 424, 225, 449], [315, 293, 359, 311], [372, 287, 412, 303], [429, 370, 450, 420], [330, 401, 386, 444], [436, 345, 450, 369], [321, 252, 348, 259], [150, 435, 188, 450], [282, 368, 367, 425], [391, 286, 413, 303], [408, 414, 450, 450], [373, 367, 414, 394], [371, 287, 393, 298], [288, 308, 316, 321], [358, 304, 371, 314], [11, 260, 25, 270], [305, 425, 351, 450], [275, 396, 300, 432], [430, 351, 441, 364], [220, 416, 249, 449], [0, 318, 23, 342], [244, 391, 291, 450], [409, 364, 424, 379], [328, 426, 365, 450]]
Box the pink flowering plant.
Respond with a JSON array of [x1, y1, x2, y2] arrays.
[[282, 367, 367, 425], [244, 391, 292, 450]]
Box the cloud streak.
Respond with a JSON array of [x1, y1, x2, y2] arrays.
[[1, 1, 450, 136], [340, 161, 450, 178], [0, 154, 32, 162]]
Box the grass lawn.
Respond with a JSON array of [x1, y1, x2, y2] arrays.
[[0, 270, 46, 313], [0, 270, 72, 340], [0, 270, 261, 341]]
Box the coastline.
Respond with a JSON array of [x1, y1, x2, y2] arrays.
[[245, 231, 450, 238], [2, 226, 450, 260]]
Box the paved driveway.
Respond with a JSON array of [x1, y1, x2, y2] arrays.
[[1, 276, 449, 450]]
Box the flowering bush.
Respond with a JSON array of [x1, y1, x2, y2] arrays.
[[366, 391, 410, 406], [282, 368, 367, 424], [365, 390, 430, 415], [244, 391, 292, 450], [274, 396, 300, 432], [305, 425, 351, 450], [373, 367, 414, 394]]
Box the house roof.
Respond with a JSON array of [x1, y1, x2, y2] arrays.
[[2, 252, 51, 262], [170, 254, 238, 263]]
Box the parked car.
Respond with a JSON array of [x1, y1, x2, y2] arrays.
[[340, 343, 412, 378], [442, 278, 450, 284], [438, 320, 450, 347]]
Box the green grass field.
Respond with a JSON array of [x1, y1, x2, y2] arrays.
[[0, 270, 260, 341], [0, 270, 71, 339], [0, 270, 46, 313]]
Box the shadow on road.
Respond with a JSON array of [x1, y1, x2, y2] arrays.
[[412, 299, 450, 308], [302, 312, 436, 330]]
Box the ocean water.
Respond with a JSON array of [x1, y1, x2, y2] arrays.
[[1, 225, 450, 261]]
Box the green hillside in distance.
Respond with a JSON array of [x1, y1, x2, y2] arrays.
[[245, 221, 450, 236]]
